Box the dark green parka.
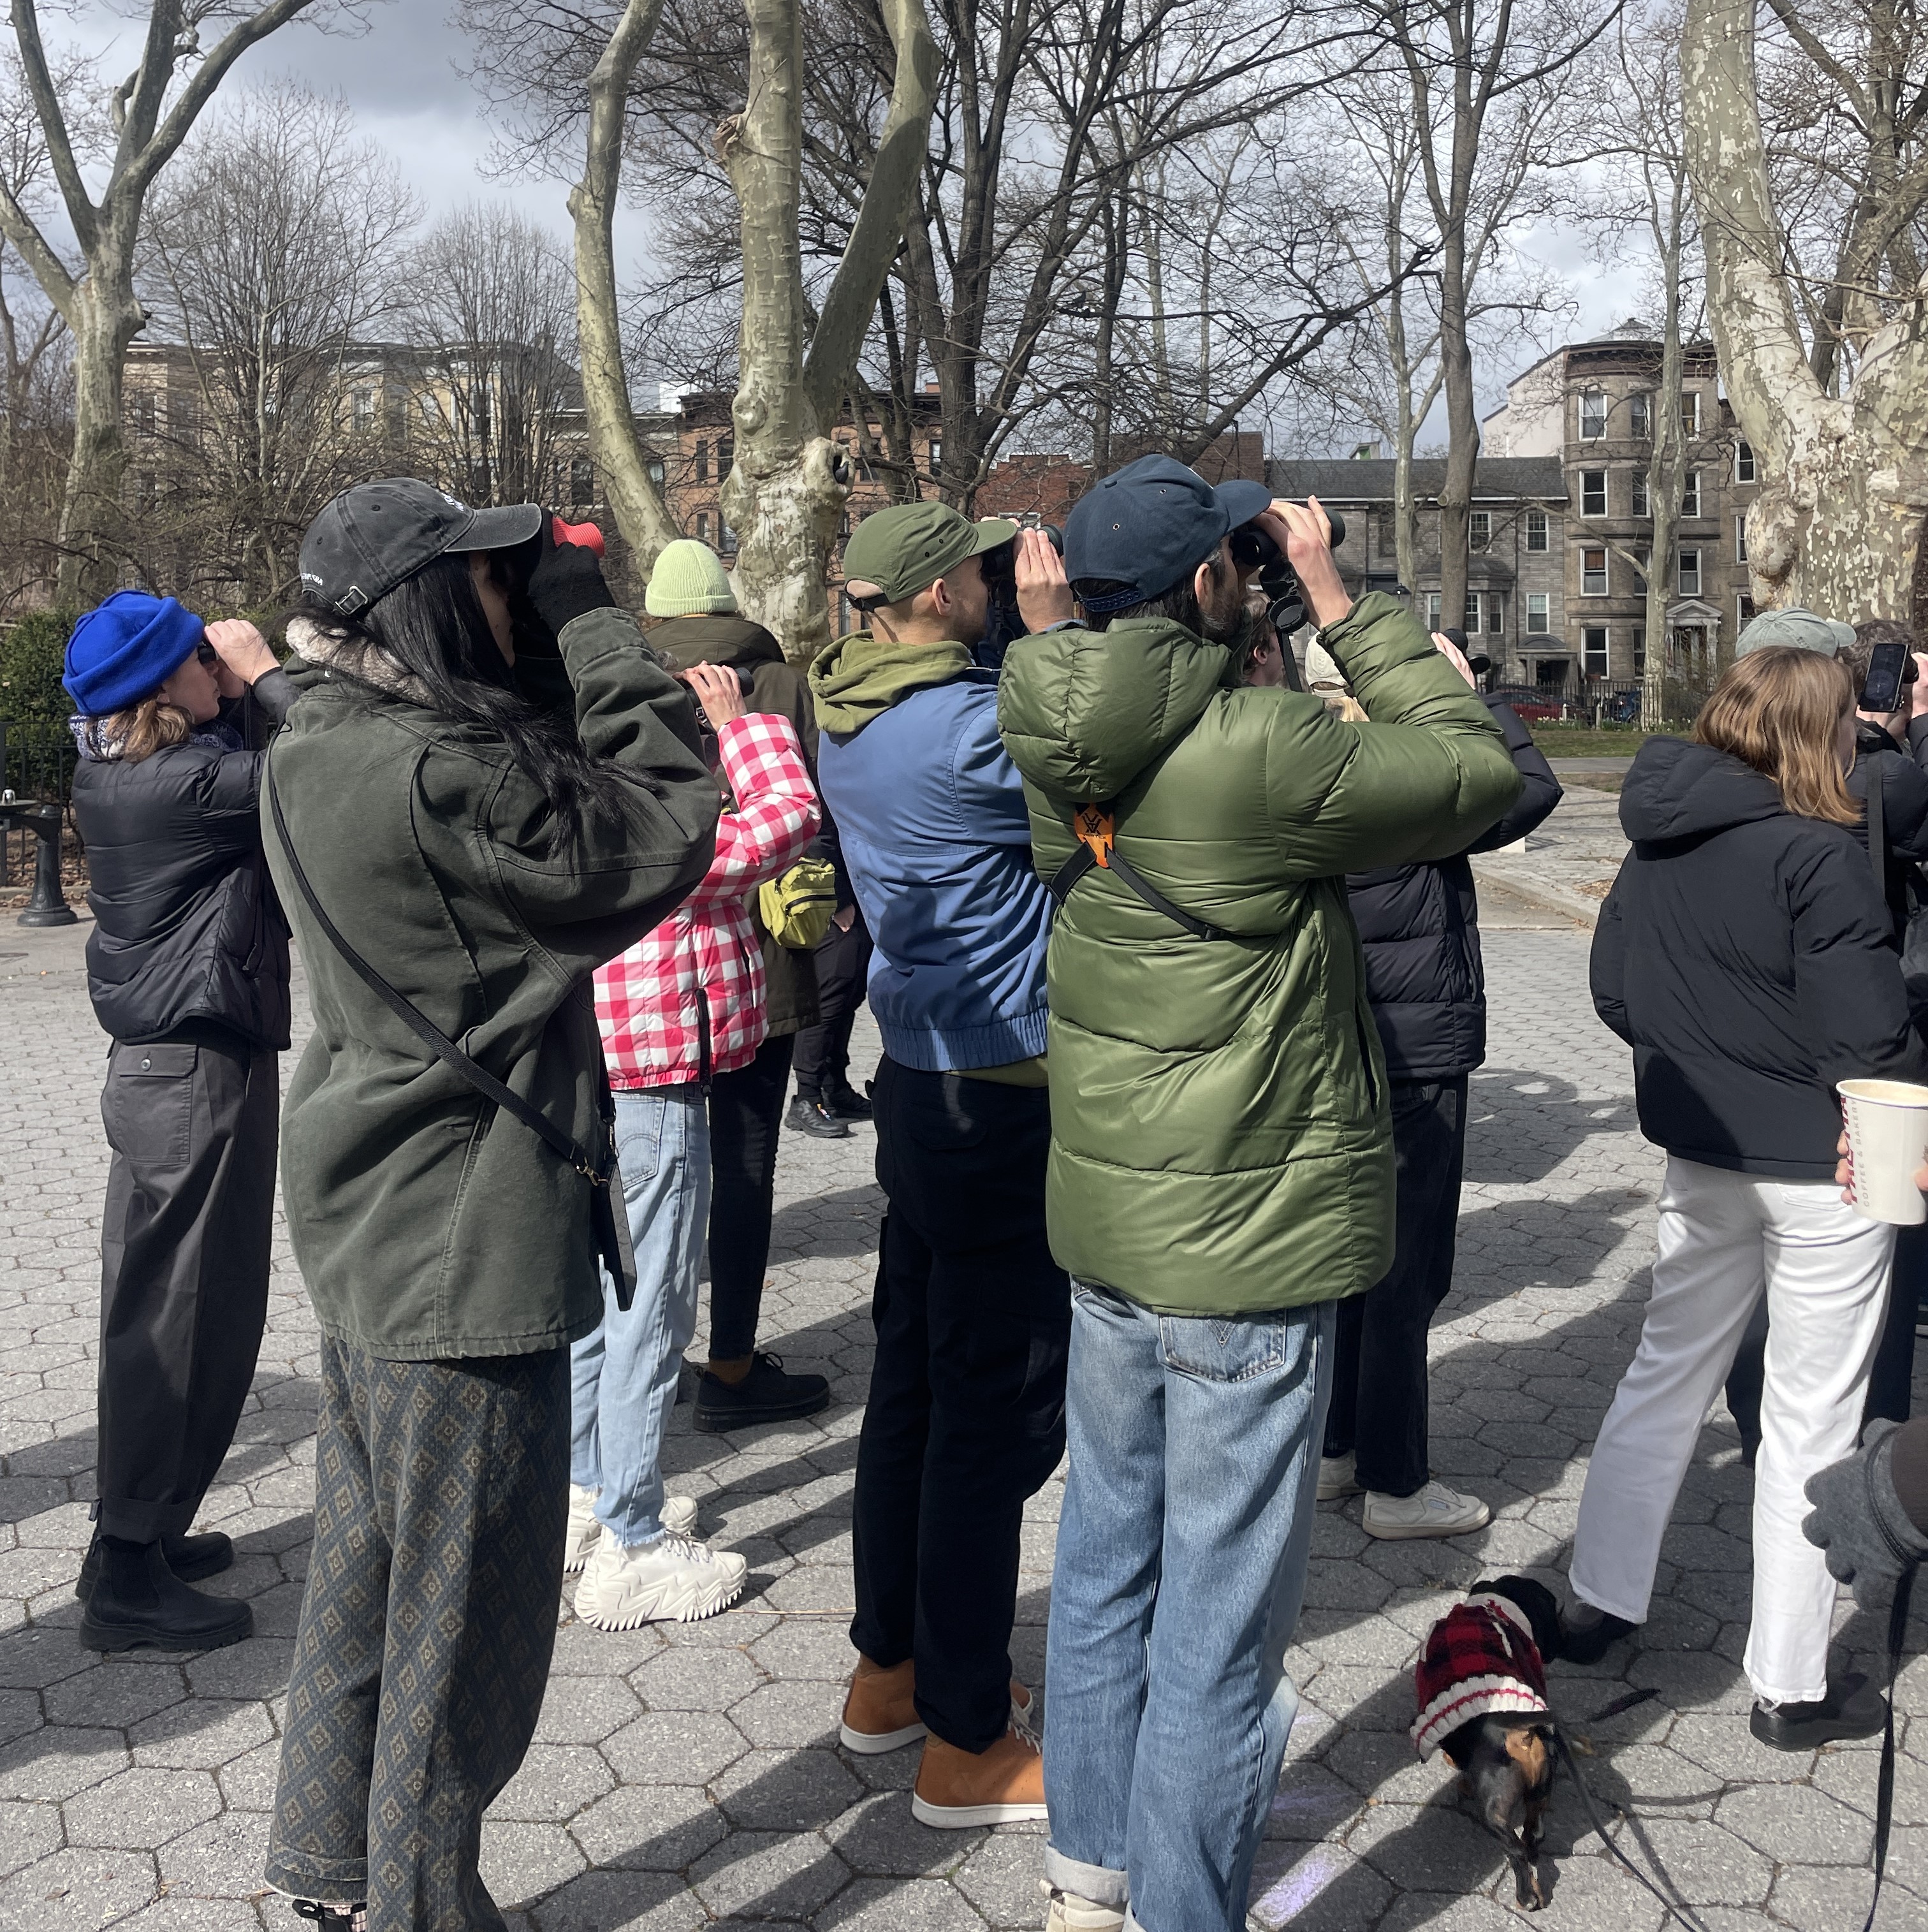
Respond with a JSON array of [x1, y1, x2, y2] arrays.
[[997, 591, 1520, 1317], [265, 607, 719, 1360]]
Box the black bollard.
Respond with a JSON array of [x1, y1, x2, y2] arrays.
[[18, 803, 76, 927]]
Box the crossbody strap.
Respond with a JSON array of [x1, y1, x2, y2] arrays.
[[265, 751, 608, 1185], [1045, 801, 1236, 943]]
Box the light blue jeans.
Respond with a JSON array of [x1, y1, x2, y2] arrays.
[[569, 1086, 711, 1547], [1042, 1283, 1334, 1932]]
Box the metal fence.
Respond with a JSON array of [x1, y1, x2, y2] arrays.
[[0, 719, 78, 894], [1574, 678, 1714, 729]]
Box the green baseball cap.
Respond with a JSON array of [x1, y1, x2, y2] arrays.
[[842, 502, 1019, 604], [1735, 606, 1855, 657]]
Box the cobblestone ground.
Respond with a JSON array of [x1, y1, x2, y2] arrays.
[[3, 904, 1925, 1932]]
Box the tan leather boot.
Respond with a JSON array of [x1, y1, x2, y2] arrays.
[[910, 1721, 1048, 1827], [839, 1655, 1035, 1754]]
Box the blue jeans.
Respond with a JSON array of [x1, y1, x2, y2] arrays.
[[1042, 1283, 1334, 1932], [569, 1087, 711, 1546]]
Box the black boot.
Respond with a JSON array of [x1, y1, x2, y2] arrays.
[[821, 1076, 873, 1121], [75, 1527, 233, 1601], [786, 1092, 851, 1139], [1750, 1674, 1888, 1751], [1561, 1604, 1639, 1664], [694, 1352, 833, 1431], [78, 1537, 252, 1653]]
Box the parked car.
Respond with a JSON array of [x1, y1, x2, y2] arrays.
[[1599, 688, 1642, 724], [1486, 685, 1565, 723]]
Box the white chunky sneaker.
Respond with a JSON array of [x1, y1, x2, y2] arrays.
[[564, 1487, 696, 1573], [1317, 1451, 1362, 1501], [1040, 1880, 1126, 1929], [1361, 1481, 1492, 1540], [574, 1528, 746, 1628]]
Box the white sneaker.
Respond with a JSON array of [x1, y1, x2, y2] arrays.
[[574, 1528, 746, 1628], [1041, 1880, 1126, 1930], [1362, 1481, 1492, 1540], [564, 1486, 696, 1573], [1318, 1451, 1362, 1501]]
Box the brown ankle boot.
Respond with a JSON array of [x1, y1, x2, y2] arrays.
[[911, 1722, 1048, 1827], [839, 1655, 1035, 1754]]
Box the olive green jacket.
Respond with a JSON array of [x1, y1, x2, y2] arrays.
[[265, 606, 720, 1360], [997, 592, 1520, 1316]]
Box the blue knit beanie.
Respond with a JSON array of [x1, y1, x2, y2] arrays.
[[62, 591, 205, 716]]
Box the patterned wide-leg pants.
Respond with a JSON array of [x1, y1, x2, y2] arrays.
[[265, 1335, 569, 1931]]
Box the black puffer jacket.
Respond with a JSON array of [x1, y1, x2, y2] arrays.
[[72, 671, 295, 1050], [1591, 736, 1925, 1180], [1347, 699, 1563, 1080]]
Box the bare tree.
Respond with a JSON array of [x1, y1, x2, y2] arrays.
[[406, 203, 578, 512], [1684, 0, 1928, 619], [0, 1, 367, 602], [138, 83, 416, 603]]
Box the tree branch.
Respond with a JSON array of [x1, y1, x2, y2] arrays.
[[8, 0, 96, 252]]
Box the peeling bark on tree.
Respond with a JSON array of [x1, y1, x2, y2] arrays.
[[1684, 0, 1928, 622]]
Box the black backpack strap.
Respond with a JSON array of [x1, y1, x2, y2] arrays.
[[1047, 801, 1236, 943], [265, 752, 606, 1184]]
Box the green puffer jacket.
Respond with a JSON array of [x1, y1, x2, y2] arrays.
[[265, 606, 720, 1361], [997, 591, 1521, 1317]]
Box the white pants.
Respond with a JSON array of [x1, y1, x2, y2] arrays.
[[1570, 1155, 1894, 1704]]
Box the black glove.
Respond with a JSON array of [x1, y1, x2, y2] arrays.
[[525, 526, 616, 636], [1802, 1418, 1928, 1607]]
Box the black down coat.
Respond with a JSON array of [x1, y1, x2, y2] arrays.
[[1346, 698, 1563, 1081], [1591, 735, 1926, 1180], [71, 670, 295, 1050]]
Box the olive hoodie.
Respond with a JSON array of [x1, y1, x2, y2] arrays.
[[997, 591, 1521, 1316], [265, 605, 719, 1360]]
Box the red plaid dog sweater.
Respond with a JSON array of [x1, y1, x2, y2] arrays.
[[1411, 1592, 1551, 1761]]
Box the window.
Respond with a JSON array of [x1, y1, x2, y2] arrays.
[[928, 439, 942, 477], [385, 393, 406, 444], [1527, 592, 1551, 634], [1486, 594, 1504, 634], [1632, 548, 1649, 591], [719, 518, 738, 556], [1635, 638, 1646, 676], [1678, 547, 1702, 596], [419, 393, 440, 424], [1526, 509, 1548, 553], [1681, 390, 1702, 435], [135, 389, 156, 437], [1630, 392, 1652, 439], [1464, 591, 1483, 631], [1470, 510, 1491, 552], [1581, 389, 1607, 439], [1681, 470, 1701, 518], [570, 455, 594, 508], [1632, 471, 1649, 518], [1424, 592, 1442, 630], [1581, 470, 1607, 518], [696, 511, 709, 541], [718, 435, 734, 472], [1736, 441, 1756, 484], [1735, 514, 1749, 564], [694, 439, 710, 483], [1739, 592, 1756, 630], [646, 458, 666, 488], [1372, 508, 1395, 553], [352, 388, 374, 432], [1583, 626, 1609, 675], [1582, 546, 1609, 595]]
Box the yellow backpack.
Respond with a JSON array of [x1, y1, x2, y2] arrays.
[[757, 856, 837, 949]]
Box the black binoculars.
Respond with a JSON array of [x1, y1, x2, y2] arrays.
[[1231, 508, 1348, 637]]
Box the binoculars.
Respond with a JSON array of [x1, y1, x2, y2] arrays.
[[1230, 508, 1348, 638]]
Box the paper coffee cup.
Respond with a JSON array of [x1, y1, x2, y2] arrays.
[[1838, 1079, 1928, 1225]]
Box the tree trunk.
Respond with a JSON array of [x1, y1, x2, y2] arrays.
[[1435, 233, 1475, 634], [1684, 0, 1928, 620], [58, 274, 142, 604]]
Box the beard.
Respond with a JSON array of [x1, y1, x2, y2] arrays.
[[1200, 592, 1253, 656]]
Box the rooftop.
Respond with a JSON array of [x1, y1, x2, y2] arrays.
[[1267, 455, 1566, 503]]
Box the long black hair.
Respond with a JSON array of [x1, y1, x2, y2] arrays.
[[289, 552, 631, 857]]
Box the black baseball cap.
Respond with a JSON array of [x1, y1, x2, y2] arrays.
[[1063, 456, 1273, 614], [299, 478, 546, 617]]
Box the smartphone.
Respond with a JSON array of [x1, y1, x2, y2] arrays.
[[1861, 641, 1909, 714]]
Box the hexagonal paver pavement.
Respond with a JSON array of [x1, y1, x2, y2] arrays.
[[4, 829, 1926, 1929]]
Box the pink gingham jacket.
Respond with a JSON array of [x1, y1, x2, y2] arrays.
[[595, 712, 819, 1088]]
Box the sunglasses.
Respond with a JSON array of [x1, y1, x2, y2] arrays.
[[195, 641, 218, 667]]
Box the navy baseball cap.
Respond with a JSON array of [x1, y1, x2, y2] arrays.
[[300, 478, 544, 618], [1064, 456, 1273, 614]]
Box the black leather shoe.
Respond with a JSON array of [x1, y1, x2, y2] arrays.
[[78, 1539, 253, 1653], [822, 1077, 873, 1121], [694, 1353, 833, 1432], [1750, 1675, 1887, 1751], [787, 1093, 851, 1139], [75, 1528, 233, 1601], [1561, 1606, 1639, 1664], [291, 1903, 367, 1929]]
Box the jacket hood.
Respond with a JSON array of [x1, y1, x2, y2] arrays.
[[1619, 735, 1789, 842], [997, 616, 1231, 802], [808, 631, 974, 736], [284, 613, 432, 705], [648, 614, 783, 673]]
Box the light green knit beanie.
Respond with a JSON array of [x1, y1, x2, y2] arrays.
[[645, 538, 738, 617]]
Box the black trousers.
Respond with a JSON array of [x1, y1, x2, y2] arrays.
[[97, 1029, 277, 1541], [267, 1336, 567, 1929], [792, 911, 872, 1097], [706, 1031, 795, 1361], [851, 1057, 1070, 1752], [1322, 1075, 1469, 1498]]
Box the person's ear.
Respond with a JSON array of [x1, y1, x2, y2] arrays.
[[1194, 557, 1216, 610], [928, 576, 952, 617]]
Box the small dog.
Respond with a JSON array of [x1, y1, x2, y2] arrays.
[[1412, 1575, 1564, 1910]]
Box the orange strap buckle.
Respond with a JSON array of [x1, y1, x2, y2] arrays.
[[1074, 803, 1114, 869]]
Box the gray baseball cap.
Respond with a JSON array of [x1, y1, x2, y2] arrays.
[[1735, 606, 1855, 658], [300, 478, 544, 618]]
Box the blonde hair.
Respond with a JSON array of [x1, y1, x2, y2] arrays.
[[1692, 645, 1858, 826], [98, 694, 194, 764]]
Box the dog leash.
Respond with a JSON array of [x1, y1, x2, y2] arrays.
[[1551, 1725, 1713, 1932]]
